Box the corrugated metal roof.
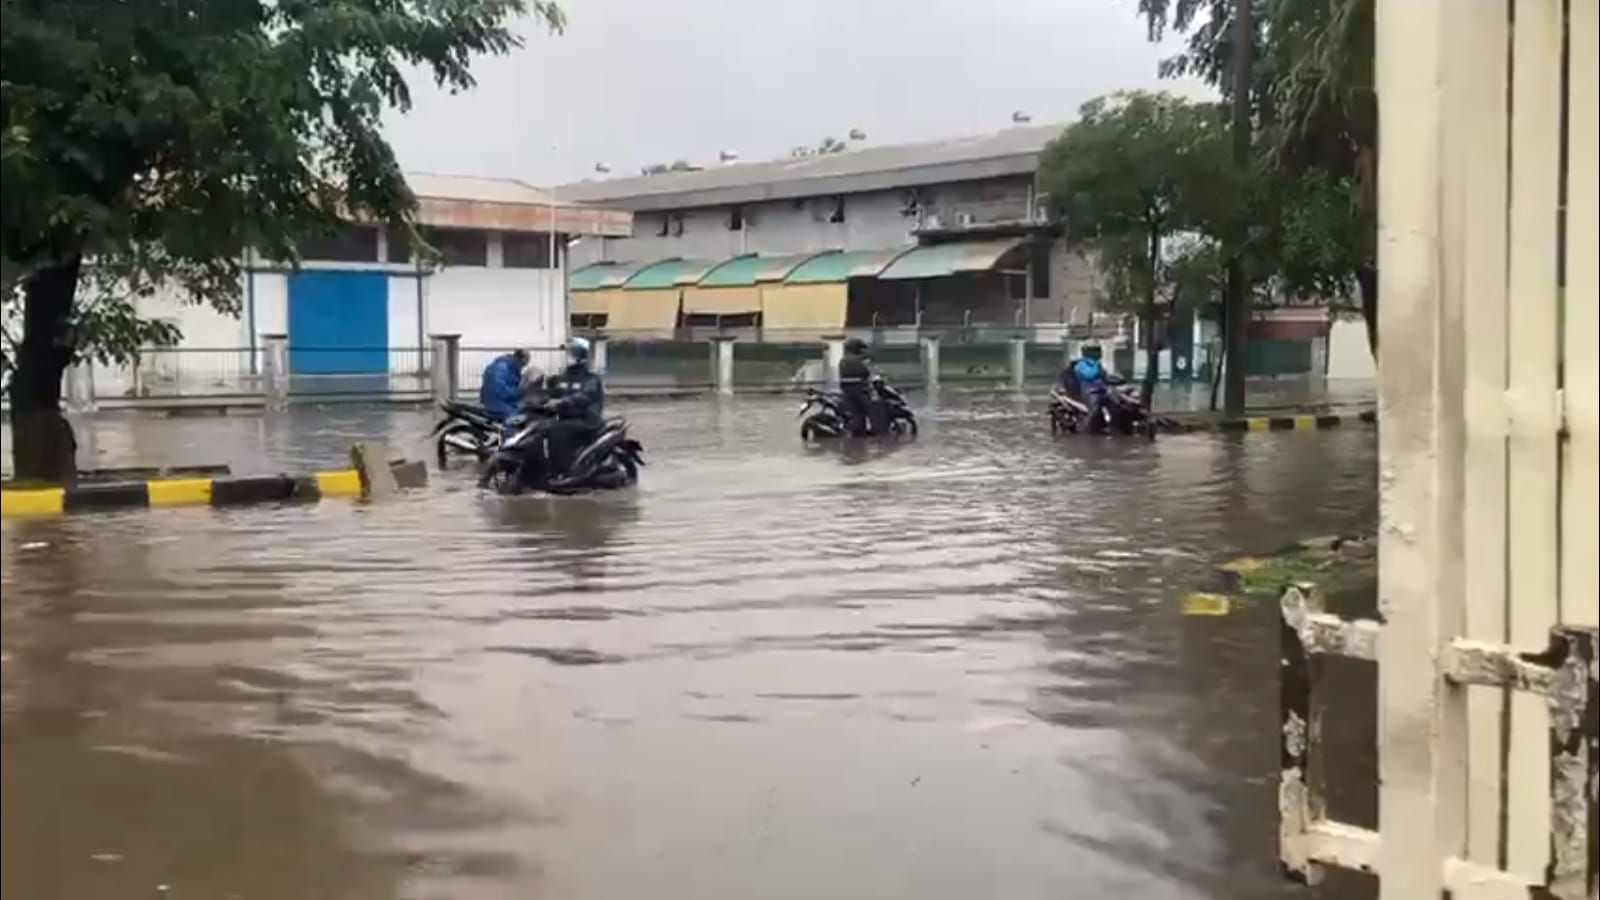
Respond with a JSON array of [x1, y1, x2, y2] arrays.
[[406, 173, 569, 206], [783, 249, 910, 284], [570, 262, 624, 291], [552, 123, 1063, 208], [696, 253, 815, 287], [623, 258, 717, 289], [401, 172, 633, 237], [877, 237, 1028, 281]]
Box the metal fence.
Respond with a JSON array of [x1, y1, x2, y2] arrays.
[[55, 325, 1339, 410]]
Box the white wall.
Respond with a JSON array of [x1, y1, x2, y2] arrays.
[[1326, 316, 1376, 379]]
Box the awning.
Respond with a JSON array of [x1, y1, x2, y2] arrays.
[[624, 258, 719, 290], [783, 248, 911, 284], [876, 237, 1027, 281], [698, 252, 816, 286], [607, 287, 680, 334], [571, 290, 612, 316], [571, 260, 655, 291], [760, 283, 847, 333], [682, 286, 761, 315]]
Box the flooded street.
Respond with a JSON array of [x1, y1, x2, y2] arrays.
[[2, 393, 1376, 900]]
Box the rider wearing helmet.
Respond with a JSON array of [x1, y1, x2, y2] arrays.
[[837, 337, 876, 436], [545, 337, 606, 477], [1065, 342, 1111, 431]]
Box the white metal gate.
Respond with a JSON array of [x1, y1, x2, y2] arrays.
[[1278, 0, 1599, 897]]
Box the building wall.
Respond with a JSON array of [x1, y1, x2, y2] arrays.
[[79, 226, 568, 396], [570, 175, 1106, 324], [1326, 315, 1377, 380]]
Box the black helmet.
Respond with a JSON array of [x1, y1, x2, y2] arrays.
[[844, 337, 869, 356], [1081, 342, 1103, 360]]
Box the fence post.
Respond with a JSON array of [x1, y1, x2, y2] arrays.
[[429, 333, 460, 405], [822, 334, 845, 391], [64, 360, 96, 413], [921, 334, 941, 389], [261, 333, 289, 411], [710, 335, 736, 396], [1009, 335, 1028, 389], [591, 334, 610, 375]]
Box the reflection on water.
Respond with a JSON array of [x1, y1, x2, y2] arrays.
[[3, 393, 1375, 900]]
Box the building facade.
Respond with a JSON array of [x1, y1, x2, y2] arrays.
[[98, 174, 630, 397], [557, 124, 1103, 332]]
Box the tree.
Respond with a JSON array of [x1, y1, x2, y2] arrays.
[[1137, 0, 1377, 353], [1, 0, 564, 482], [1039, 91, 1234, 408]]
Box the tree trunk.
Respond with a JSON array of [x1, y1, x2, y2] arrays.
[[1140, 228, 1161, 410], [8, 256, 82, 484], [1223, 0, 1254, 417], [1356, 263, 1378, 356]]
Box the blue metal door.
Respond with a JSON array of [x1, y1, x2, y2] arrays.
[[288, 271, 388, 374]]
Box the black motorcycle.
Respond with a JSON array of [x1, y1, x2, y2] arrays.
[[799, 375, 917, 440], [477, 408, 644, 495], [1049, 376, 1157, 439], [432, 399, 502, 468]]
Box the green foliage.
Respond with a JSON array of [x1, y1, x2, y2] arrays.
[[0, 0, 564, 369], [1275, 170, 1365, 308], [1039, 91, 1234, 313], [1136, 0, 1377, 321]]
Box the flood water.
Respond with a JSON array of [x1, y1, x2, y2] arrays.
[[2, 393, 1376, 900]]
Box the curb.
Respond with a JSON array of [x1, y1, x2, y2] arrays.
[[1188, 409, 1377, 433], [2, 470, 363, 518]]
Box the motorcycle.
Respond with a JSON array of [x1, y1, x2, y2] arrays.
[[1049, 376, 1156, 439], [432, 399, 502, 468], [799, 375, 917, 440], [477, 407, 644, 495]]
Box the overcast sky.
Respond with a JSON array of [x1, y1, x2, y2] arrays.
[[384, 0, 1208, 187]]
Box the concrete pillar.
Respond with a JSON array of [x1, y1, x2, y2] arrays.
[[64, 360, 96, 413], [1009, 335, 1028, 389], [261, 333, 289, 411], [429, 333, 460, 405], [710, 336, 736, 396], [921, 334, 942, 388], [591, 334, 610, 375], [822, 334, 846, 391], [1310, 335, 1329, 379]]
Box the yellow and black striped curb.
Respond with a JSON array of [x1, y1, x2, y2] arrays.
[[1183, 409, 1377, 433], [2, 470, 363, 518]]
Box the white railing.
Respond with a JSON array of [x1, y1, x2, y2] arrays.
[[1282, 1, 1598, 897]]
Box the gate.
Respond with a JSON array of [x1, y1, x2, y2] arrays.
[[1279, 1, 1599, 897]]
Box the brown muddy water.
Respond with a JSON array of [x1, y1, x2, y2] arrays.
[[2, 392, 1376, 900]]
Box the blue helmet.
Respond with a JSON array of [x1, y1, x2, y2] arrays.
[[568, 336, 592, 362]]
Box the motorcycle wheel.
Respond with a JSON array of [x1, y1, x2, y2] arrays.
[[892, 413, 918, 438], [1049, 411, 1061, 436], [477, 454, 523, 495], [437, 422, 488, 470]]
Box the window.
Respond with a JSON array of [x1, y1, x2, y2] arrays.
[[828, 195, 846, 224], [504, 232, 557, 269], [420, 227, 487, 266], [298, 225, 379, 262], [571, 313, 608, 330], [1030, 240, 1051, 298], [727, 207, 744, 231], [386, 226, 413, 264], [656, 214, 670, 237]]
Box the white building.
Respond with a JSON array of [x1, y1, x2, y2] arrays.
[[99, 174, 630, 397]]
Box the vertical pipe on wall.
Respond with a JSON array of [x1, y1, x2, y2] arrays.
[[415, 260, 425, 375], [245, 253, 258, 375]]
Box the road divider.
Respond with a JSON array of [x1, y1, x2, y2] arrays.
[[2, 445, 426, 519], [1208, 409, 1376, 433]]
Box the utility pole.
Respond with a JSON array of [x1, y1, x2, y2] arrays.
[[1223, 0, 1253, 416]]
